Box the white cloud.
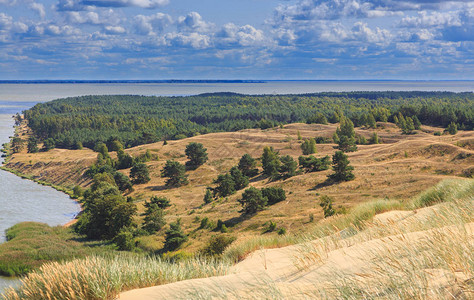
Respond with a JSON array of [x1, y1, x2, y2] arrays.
[[177, 12, 214, 33], [134, 13, 172, 35], [105, 25, 126, 34], [400, 11, 462, 27], [30, 2, 46, 19], [166, 32, 211, 49], [217, 23, 268, 47]]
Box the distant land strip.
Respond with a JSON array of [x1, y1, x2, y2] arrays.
[[0, 80, 266, 84]]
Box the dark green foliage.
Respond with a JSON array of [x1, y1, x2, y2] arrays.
[[200, 217, 210, 229], [75, 174, 137, 240], [108, 139, 123, 152], [229, 166, 249, 190], [11, 136, 23, 153], [201, 235, 236, 256], [279, 155, 297, 179], [413, 115, 422, 130], [113, 228, 135, 251], [42, 138, 55, 151], [23, 93, 473, 150], [320, 195, 335, 218], [163, 220, 188, 251], [446, 122, 458, 135], [161, 160, 188, 187], [356, 134, 367, 145], [336, 117, 357, 152], [315, 136, 331, 144], [404, 117, 415, 134], [185, 142, 208, 169], [113, 172, 133, 193], [328, 151, 355, 182], [213, 174, 236, 197], [306, 112, 328, 124], [301, 138, 316, 155], [239, 187, 267, 214], [27, 137, 39, 153], [277, 228, 286, 235], [369, 132, 380, 144], [116, 149, 134, 169], [261, 146, 280, 179], [129, 163, 151, 184], [215, 219, 227, 232], [203, 189, 213, 204], [261, 187, 286, 205], [238, 154, 258, 177], [367, 114, 377, 128], [142, 203, 166, 234], [134, 149, 158, 164], [72, 185, 84, 199], [95, 142, 110, 158], [147, 196, 171, 209], [298, 155, 331, 172]]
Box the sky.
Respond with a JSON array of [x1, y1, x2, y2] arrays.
[[0, 0, 473, 80]]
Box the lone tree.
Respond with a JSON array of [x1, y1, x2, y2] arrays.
[[328, 151, 355, 182], [185, 142, 208, 169], [238, 154, 258, 177], [238, 187, 267, 214], [163, 220, 188, 251], [336, 117, 357, 152], [129, 163, 151, 184], [203, 188, 213, 204], [161, 160, 188, 187], [261, 146, 280, 179]]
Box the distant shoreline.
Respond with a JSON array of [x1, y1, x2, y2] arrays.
[[0, 79, 473, 84]]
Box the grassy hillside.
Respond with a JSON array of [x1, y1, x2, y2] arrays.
[[3, 179, 472, 299], [5, 121, 473, 255]]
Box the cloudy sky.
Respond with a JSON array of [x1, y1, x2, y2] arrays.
[[0, 0, 473, 79]]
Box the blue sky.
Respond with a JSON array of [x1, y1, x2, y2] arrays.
[[0, 0, 473, 79]]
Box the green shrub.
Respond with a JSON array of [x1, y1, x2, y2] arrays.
[[202, 235, 236, 256]]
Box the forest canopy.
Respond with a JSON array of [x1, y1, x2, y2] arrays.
[[23, 91, 473, 149]]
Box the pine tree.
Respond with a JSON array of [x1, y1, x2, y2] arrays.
[[328, 151, 355, 182], [129, 163, 151, 184], [203, 189, 213, 204], [369, 132, 380, 144], [27, 137, 39, 153], [238, 187, 267, 214], [301, 138, 317, 155], [142, 203, 166, 234], [319, 195, 335, 218], [367, 114, 377, 129], [261, 146, 280, 179], [229, 166, 249, 190], [238, 154, 258, 177], [163, 220, 188, 251], [413, 115, 421, 130], [446, 122, 458, 135], [185, 142, 208, 169], [279, 155, 297, 179], [213, 173, 236, 197], [336, 117, 357, 152], [161, 160, 188, 187]]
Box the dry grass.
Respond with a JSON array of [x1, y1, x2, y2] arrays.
[[5, 123, 474, 254], [2, 254, 231, 300]]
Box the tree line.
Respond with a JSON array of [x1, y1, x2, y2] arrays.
[[21, 92, 473, 150]]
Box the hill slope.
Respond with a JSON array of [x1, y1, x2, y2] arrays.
[[5, 122, 473, 253]]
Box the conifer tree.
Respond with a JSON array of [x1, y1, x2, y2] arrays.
[[161, 160, 188, 187], [328, 151, 355, 182], [336, 117, 357, 152], [185, 142, 208, 169], [238, 154, 258, 177], [164, 220, 188, 251]]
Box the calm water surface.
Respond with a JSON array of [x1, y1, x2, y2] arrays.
[[0, 80, 472, 293]]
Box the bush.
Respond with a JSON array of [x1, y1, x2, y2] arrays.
[[202, 235, 236, 256], [301, 138, 316, 155], [279, 155, 297, 179], [266, 221, 277, 232], [261, 187, 286, 205], [277, 228, 286, 235], [163, 220, 188, 251], [320, 195, 335, 218], [203, 189, 213, 204], [113, 228, 135, 251], [298, 155, 331, 173], [142, 203, 166, 234], [446, 122, 458, 135], [239, 187, 267, 214]]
